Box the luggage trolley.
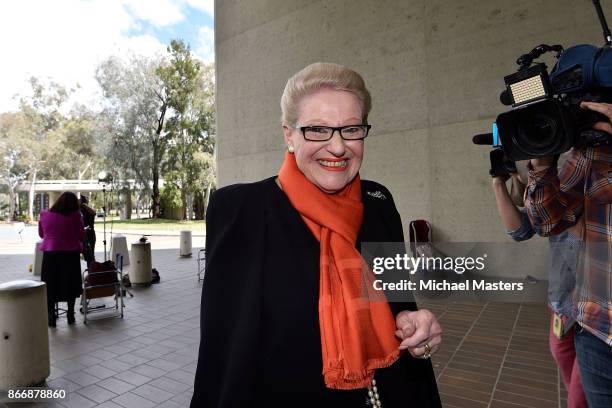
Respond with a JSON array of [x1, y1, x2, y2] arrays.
[[81, 254, 126, 323], [197, 248, 206, 281]]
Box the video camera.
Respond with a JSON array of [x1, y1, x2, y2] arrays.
[[474, 0, 612, 177]]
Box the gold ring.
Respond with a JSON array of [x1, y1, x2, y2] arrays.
[[422, 343, 432, 359]]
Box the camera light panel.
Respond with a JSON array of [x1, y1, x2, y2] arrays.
[[509, 75, 547, 105]]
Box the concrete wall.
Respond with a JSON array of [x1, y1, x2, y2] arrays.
[[215, 0, 606, 278]]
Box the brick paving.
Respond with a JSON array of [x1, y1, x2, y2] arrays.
[[1, 234, 201, 408], [0, 227, 564, 408], [424, 301, 565, 408]]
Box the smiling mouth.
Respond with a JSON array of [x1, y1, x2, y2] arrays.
[[317, 159, 348, 170]]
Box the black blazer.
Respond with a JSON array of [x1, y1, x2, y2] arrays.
[[191, 177, 441, 408]]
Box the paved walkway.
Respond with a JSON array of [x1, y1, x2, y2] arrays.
[[0, 225, 205, 255], [2, 245, 202, 408], [0, 232, 564, 407], [424, 301, 565, 408]]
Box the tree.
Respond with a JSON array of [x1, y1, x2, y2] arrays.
[[17, 77, 71, 219], [157, 40, 210, 219], [97, 54, 170, 218], [62, 106, 100, 181], [0, 113, 30, 219], [97, 40, 215, 219], [160, 43, 216, 219], [192, 147, 216, 219], [42, 104, 106, 184], [191, 63, 216, 218], [0, 76, 115, 221]]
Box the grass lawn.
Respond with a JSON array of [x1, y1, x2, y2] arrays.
[[94, 218, 205, 232]]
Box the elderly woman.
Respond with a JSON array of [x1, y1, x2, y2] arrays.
[[191, 63, 442, 407], [39, 191, 85, 327]]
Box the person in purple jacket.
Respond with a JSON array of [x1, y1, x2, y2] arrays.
[[38, 191, 85, 327]]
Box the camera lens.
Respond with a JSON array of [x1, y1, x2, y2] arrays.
[[512, 111, 563, 156], [517, 114, 557, 147], [496, 99, 574, 160]]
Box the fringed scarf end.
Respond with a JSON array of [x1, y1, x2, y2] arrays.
[[323, 350, 401, 390]]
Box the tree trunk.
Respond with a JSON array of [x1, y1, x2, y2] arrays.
[[194, 191, 204, 220], [27, 168, 37, 220], [16, 192, 21, 217], [124, 189, 132, 220], [135, 193, 141, 219], [204, 183, 212, 219], [152, 104, 166, 219], [78, 161, 92, 181], [186, 193, 193, 220], [152, 173, 161, 218], [151, 138, 161, 219], [77, 160, 92, 198], [8, 187, 16, 221], [180, 136, 188, 220], [181, 187, 187, 220]]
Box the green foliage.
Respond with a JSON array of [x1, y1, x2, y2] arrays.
[[97, 38, 216, 220], [1, 79, 103, 181], [160, 41, 216, 219], [96, 54, 160, 191], [0, 113, 31, 183], [95, 40, 213, 219], [43, 105, 104, 180], [0, 38, 216, 222], [16, 213, 30, 223], [157, 40, 201, 116], [1, 78, 76, 219], [160, 184, 182, 209]]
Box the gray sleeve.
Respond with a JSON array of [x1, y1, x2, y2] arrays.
[[506, 208, 535, 242]]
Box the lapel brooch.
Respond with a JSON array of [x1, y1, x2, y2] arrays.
[[366, 190, 387, 200]]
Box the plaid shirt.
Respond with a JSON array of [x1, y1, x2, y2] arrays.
[[525, 145, 612, 346]]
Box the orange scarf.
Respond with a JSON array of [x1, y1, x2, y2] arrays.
[[278, 153, 400, 390]]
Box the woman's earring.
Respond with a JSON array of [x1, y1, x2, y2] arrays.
[[288, 145, 295, 153]]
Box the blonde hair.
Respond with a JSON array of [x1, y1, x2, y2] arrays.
[[280, 62, 372, 126]]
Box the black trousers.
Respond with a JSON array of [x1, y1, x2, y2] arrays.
[[83, 231, 96, 266], [47, 297, 75, 317], [41, 251, 83, 317]]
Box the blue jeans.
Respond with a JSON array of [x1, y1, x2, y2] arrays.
[[574, 325, 612, 408]]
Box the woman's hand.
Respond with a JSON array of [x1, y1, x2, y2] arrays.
[[395, 309, 442, 359]]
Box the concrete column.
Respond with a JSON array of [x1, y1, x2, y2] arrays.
[[213, 0, 601, 279], [110, 235, 130, 266], [130, 242, 152, 286], [33, 241, 44, 277], [48, 192, 60, 209], [0, 280, 50, 390], [180, 231, 192, 257]]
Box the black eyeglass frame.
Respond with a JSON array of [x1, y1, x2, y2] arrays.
[[297, 124, 372, 141]]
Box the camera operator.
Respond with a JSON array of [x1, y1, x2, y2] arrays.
[[526, 101, 612, 408], [492, 169, 586, 408], [80, 195, 96, 267]]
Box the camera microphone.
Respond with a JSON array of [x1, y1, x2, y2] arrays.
[[472, 133, 494, 145], [500, 90, 513, 106]]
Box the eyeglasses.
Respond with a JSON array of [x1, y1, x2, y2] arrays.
[[297, 125, 371, 141]]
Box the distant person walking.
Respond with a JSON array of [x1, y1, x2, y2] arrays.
[[80, 195, 96, 266], [38, 192, 84, 327]]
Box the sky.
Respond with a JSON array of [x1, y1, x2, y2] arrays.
[[0, 0, 214, 113]]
